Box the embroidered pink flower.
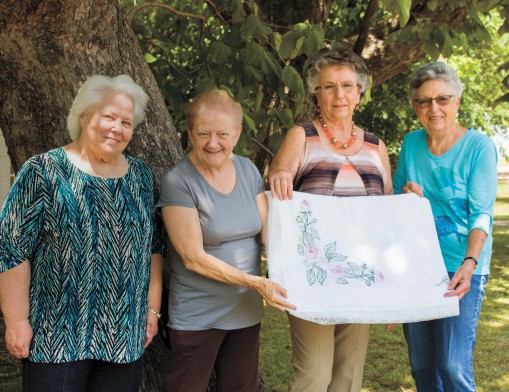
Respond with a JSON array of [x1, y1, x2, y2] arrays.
[[300, 199, 312, 211], [331, 266, 344, 276], [305, 244, 319, 259], [376, 271, 384, 283]]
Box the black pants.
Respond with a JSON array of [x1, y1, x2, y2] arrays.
[[22, 356, 143, 392]]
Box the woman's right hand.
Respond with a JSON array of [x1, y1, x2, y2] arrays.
[[269, 170, 294, 200], [5, 319, 32, 359], [255, 277, 296, 312], [402, 181, 424, 197]]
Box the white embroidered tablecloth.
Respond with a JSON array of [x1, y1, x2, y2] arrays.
[[266, 191, 459, 324]]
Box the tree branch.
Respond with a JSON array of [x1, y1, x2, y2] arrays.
[[250, 137, 274, 158], [126, 2, 207, 25], [353, 0, 379, 55]]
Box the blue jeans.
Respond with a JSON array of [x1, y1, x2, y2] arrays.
[[22, 356, 144, 392], [403, 273, 488, 392]]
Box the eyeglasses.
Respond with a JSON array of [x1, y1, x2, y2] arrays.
[[316, 82, 359, 94], [413, 95, 454, 109]]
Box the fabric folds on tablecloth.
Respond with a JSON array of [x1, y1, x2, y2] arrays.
[[267, 191, 459, 324]]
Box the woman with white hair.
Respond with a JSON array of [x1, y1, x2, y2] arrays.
[[394, 62, 497, 391], [0, 75, 165, 391]]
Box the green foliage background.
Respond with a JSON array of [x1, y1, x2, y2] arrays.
[[122, 0, 509, 168]]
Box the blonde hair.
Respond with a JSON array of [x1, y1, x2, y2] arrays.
[[67, 75, 149, 140], [185, 89, 243, 131]]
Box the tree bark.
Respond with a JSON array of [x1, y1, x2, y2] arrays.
[[0, 0, 182, 179], [0, 0, 181, 391]]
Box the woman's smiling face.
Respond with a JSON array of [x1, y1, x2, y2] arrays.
[[187, 109, 241, 170], [412, 79, 460, 135], [79, 92, 134, 158]]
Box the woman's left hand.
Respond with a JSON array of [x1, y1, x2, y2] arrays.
[[144, 312, 159, 348], [444, 261, 475, 300], [256, 278, 297, 312]]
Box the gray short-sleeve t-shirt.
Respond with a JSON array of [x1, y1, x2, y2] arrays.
[[158, 154, 265, 330]]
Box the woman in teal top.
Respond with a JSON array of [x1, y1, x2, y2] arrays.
[[393, 62, 497, 391], [0, 75, 165, 392]]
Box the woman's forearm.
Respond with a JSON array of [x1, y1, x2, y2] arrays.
[[147, 254, 164, 313], [0, 260, 30, 324], [0, 260, 33, 358]]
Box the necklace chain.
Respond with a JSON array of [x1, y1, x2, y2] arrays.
[[318, 115, 357, 149]]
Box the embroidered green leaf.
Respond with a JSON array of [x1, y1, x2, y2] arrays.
[[347, 262, 360, 273], [297, 244, 305, 256], [331, 254, 348, 262], [324, 242, 337, 258], [336, 277, 348, 285], [311, 227, 320, 240], [316, 265, 326, 285], [307, 268, 317, 286], [303, 232, 314, 246]]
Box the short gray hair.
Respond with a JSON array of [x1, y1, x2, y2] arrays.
[[409, 62, 463, 99], [67, 75, 149, 140], [305, 46, 370, 95]]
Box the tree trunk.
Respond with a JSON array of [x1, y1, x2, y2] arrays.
[[0, 1, 181, 391], [0, 0, 182, 179]]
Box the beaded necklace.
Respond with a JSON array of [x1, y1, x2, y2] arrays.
[[318, 115, 357, 149]]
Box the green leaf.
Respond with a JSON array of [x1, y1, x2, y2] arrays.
[[395, 0, 411, 27], [275, 108, 294, 129], [279, 23, 310, 59], [144, 53, 157, 63], [240, 14, 270, 40], [282, 65, 305, 94], [427, 0, 438, 11], [301, 25, 325, 58], [290, 36, 306, 59], [243, 43, 281, 75], [422, 39, 440, 60], [230, 0, 246, 24], [207, 41, 232, 64], [255, 84, 264, 111], [272, 32, 282, 51], [223, 25, 243, 48], [195, 78, 216, 93], [269, 131, 284, 152], [466, 3, 484, 27], [243, 113, 256, 132]]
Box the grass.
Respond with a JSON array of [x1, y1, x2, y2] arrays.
[[260, 182, 509, 392], [1, 184, 508, 391], [495, 182, 509, 220]]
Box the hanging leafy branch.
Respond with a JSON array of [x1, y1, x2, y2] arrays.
[[123, 0, 509, 169]]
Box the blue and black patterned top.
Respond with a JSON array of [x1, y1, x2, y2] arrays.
[[0, 147, 165, 363]]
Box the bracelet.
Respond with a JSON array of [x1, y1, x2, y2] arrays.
[[462, 256, 478, 267], [148, 307, 161, 319]]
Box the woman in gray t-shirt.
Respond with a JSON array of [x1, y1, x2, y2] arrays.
[[158, 89, 295, 392]]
